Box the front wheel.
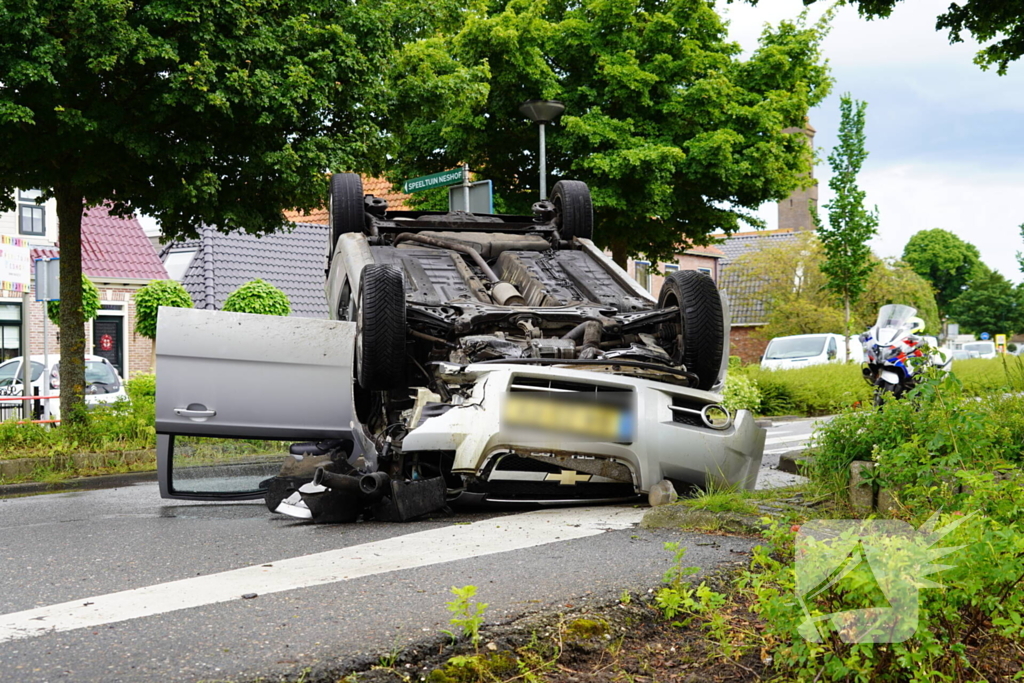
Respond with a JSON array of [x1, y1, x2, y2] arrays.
[[356, 264, 407, 391], [657, 270, 725, 391]]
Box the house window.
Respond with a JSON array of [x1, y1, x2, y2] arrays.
[[664, 264, 680, 274], [697, 267, 713, 277], [634, 261, 651, 291], [163, 249, 198, 281], [0, 303, 22, 362], [18, 189, 45, 236]]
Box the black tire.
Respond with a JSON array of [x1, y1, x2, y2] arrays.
[[657, 270, 725, 391], [329, 173, 364, 255], [873, 381, 896, 407], [356, 264, 407, 391], [550, 180, 593, 241]]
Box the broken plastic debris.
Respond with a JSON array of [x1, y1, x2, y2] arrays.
[[647, 479, 678, 507]]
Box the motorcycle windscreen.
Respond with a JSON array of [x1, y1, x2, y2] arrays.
[[155, 308, 358, 500]]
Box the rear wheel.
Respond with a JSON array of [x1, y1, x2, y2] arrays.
[[356, 265, 407, 391], [329, 173, 364, 256], [657, 270, 724, 391], [550, 180, 593, 241]]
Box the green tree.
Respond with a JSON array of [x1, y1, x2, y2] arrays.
[[947, 267, 1024, 337], [726, 233, 939, 338], [815, 94, 879, 340], [386, 0, 833, 265], [901, 229, 983, 317], [0, 0, 395, 422], [46, 275, 101, 328], [134, 280, 193, 340], [222, 280, 291, 317], [855, 257, 940, 335], [787, 0, 1024, 74]]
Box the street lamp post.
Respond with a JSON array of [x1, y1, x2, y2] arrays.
[[519, 99, 565, 200]]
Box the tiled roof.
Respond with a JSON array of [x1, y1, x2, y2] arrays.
[[717, 231, 802, 326], [363, 177, 412, 210], [79, 205, 168, 280], [27, 206, 168, 281], [685, 244, 724, 258], [283, 176, 412, 225], [168, 222, 331, 318]]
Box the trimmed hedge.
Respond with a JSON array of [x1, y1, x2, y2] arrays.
[[725, 355, 1024, 417]]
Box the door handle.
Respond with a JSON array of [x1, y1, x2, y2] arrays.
[[174, 407, 217, 419]]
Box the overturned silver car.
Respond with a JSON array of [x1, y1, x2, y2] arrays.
[[155, 175, 764, 521]]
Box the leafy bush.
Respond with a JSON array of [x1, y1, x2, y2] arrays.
[[126, 373, 156, 401], [759, 370, 1024, 679], [744, 473, 1024, 681], [46, 275, 101, 325], [134, 280, 193, 339], [222, 279, 291, 316], [811, 371, 1024, 493], [0, 389, 156, 459], [741, 363, 871, 416], [722, 373, 760, 414]]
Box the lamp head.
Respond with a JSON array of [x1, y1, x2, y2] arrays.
[[519, 99, 565, 124]]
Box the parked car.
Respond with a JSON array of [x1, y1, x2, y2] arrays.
[[0, 354, 128, 420], [951, 349, 979, 361], [154, 175, 766, 522], [760, 333, 862, 370], [961, 341, 997, 359]]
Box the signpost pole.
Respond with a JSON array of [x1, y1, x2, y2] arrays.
[[538, 122, 547, 200], [462, 164, 471, 213], [41, 275, 49, 422], [20, 293, 31, 421]]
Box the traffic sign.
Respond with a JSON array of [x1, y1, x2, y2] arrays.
[[980, 332, 990, 340], [449, 180, 493, 214], [34, 258, 60, 301], [402, 169, 464, 194]]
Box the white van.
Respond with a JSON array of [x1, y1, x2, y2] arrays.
[[961, 340, 997, 359], [761, 333, 862, 371]]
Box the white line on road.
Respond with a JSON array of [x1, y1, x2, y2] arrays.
[[0, 506, 644, 644], [763, 436, 809, 446]]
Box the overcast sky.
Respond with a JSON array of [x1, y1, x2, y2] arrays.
[[721, 0, 1024, 284]]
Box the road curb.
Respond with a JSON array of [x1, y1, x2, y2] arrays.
[[0, 469, 157, 497]]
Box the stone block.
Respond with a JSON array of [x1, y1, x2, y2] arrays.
[[849, 460, 875, 515]]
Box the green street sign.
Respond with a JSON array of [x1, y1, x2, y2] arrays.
[[402, 169, 464, 194]]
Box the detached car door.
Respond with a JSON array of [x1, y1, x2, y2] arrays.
[[156, 308, 359, 500]]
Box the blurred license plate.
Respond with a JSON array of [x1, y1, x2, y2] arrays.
[[503, 394, 633, 441]]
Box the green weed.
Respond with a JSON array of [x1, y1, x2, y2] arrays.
[[445, 585, 488, 648]]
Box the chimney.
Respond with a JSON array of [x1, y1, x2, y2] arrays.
[[777, 122, 818, 232]]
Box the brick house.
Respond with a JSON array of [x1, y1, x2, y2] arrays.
[[626, 245, 724, 298], [0, 199, 168, 377]]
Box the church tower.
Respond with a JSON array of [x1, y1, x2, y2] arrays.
[[777, 123, 818, 232]]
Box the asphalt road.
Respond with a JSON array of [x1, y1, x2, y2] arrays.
[[0, 419, 816, 683]]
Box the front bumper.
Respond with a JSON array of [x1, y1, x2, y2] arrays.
[[402, 364, 766, 495]]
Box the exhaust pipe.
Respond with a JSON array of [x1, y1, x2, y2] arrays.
[[313, 468, 391, 504], [358, 472, 391, 503]]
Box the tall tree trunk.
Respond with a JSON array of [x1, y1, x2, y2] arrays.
[[54, 187, 87, 426], [843, 294, 851, 346], [610, 237, 628, 269]]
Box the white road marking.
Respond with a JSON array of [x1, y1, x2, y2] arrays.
[[0, 506, 644, 643], [763, 436, 809, 446]]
